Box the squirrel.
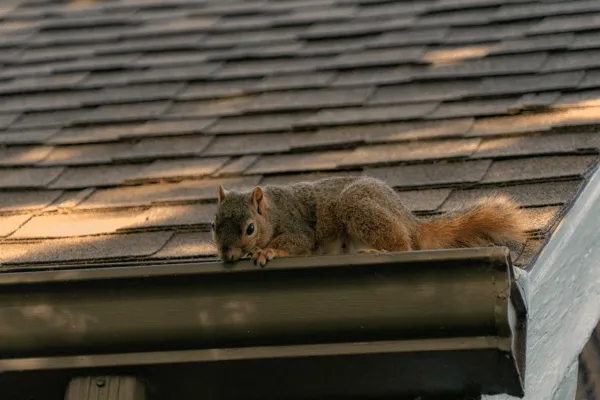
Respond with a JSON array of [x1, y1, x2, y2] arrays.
[[212, 176, 527, 267]]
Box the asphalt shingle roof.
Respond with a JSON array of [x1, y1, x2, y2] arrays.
[[0, 0, 599, 272]]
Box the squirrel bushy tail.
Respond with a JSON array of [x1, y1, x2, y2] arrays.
[[416, 195, 527, 250]]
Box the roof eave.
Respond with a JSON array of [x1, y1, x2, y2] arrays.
[[483, 165, 600, 400], [0, 247, 527, 399]]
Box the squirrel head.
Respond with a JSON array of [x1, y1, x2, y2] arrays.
[[212, 184, 274, 262]]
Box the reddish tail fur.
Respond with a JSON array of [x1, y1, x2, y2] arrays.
[[416, 195, 527, 250]]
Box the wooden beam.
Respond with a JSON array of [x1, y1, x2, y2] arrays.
[[65, 376, 146, 400]]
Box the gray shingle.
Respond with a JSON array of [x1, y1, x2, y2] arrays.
[[474, 132, 595, 158], [365, 160, 491, 188], [125, 16, 218, 37], [366, 28, 448, 48], [340, 138, 481, 167], [530, 13, 600, 35], [208, 112, 315, 134], [323, 47, 426, 69], [10, 210, 149, 239], [0, 231, 174, 265], [294, 119, 473, 150], [515, 92, 561, 110], [551, 106, 600, 128], [553, 89, 600, 108], [76, 101, 171, 124], [0, 114, 19, 129], [441, 180, 584, 210], [213, 155, 259, 177], [15, 44, 96, 63], [422, 53, 547, 78], [79, 70, 137, 88], [395, 188, 452, 213], [481, 155, 598, 184], [369, 80, 479, 104], [214, 57, 330, 78], [130, 157, 230, 181], [0, 214, 33, 238], [50, 54, 141, 74], [245, 150, 352, 174], [114, 135, 213, 161], [177, 79, 259, 100], [0, 92, 86, 113], [247, 87, 372, 112], [152, 232, 216, 259], [300, 17, 414, 39], [577, 70, 600, 89], [0, 128, 59, 144], [203, 132, 304, 156], [201, 28, 298, 47], [251, 72, 335, 91], [129, 63, 221, 83], [258, 171, 363, 186], [467, 113, 557, 137], [491, 34, 574, 55], [271, 6, 357, 25], [367, 119, 475, 143], [166, 96, 254, 118], [429, 97, 518, 119], [95, 34, 205, 55], [0, 73, 88, 95], [121, 119, 215, 138], [298, 103, 438, 127], [10, 109, 92, 130], [132, 52, 211, 68], [445, 21, 534, 43], [127, 203, 218, 230], [297, 36, 371, 56], [354, 1, 430, 17], [49, 164, 146, 189], [472, 71, 584, 96], [571, 31, 600, 49], [494, 1, 600, 21], [49, 123, 141, 144], [543, 50, 600, 72], [416, 9, 496, 27], [81, 83, 185, 106], [331, 65, 421, 87], [0, 190, 63, 212], [77, 176, 262, 208], [39, 143, 132, 166], [0, 167, 64, 188], [0, 145, 53, 166]]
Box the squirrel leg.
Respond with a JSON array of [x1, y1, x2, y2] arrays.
[[251, 233, 312, 267], [341, 200, 413, 252]]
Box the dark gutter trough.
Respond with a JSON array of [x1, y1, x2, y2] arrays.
[[0, 247, 527, 399]]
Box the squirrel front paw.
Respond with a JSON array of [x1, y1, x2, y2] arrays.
[[358, 248, 388, 254], [251, 248, 289, 267]]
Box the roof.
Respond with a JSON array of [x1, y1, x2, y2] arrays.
[[0, 0, 599, 271]]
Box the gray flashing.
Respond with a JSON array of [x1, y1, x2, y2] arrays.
[[484, 165, 600, 400]]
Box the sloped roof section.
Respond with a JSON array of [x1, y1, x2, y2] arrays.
[[0, 0, 599, 268]]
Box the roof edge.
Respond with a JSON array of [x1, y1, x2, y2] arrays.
[[484, 165, 600, 400]]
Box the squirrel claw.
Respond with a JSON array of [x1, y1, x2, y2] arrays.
[[251, 248, 287, 267]]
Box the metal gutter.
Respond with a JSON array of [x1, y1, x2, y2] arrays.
[[484, 165, 600, 400], [0, 247, 527, 399]]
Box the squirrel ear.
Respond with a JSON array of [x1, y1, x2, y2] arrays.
[[251, 186, 266, 215], [218, 184, 226, 204]]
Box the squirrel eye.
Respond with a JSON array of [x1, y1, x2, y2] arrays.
[[246, 223, 255, 236]]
